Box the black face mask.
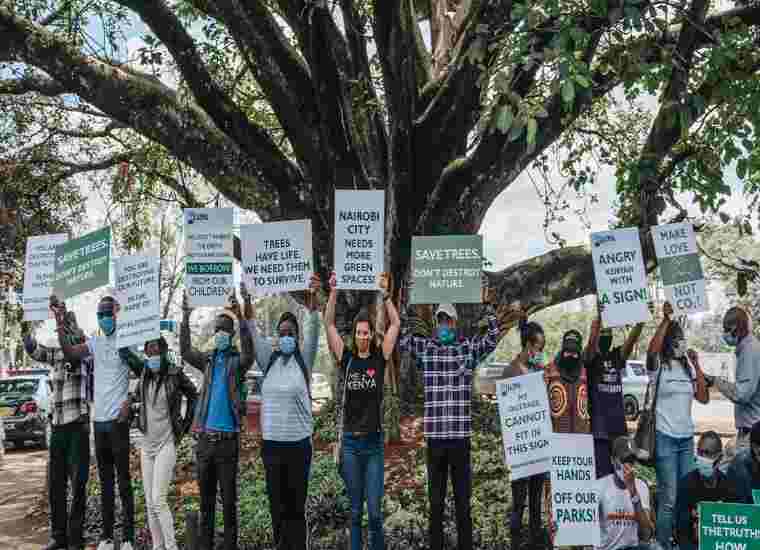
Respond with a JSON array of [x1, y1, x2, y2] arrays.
[[558, 351, 582, 381], [599, 334, 613, 355]]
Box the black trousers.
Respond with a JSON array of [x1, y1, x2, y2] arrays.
[[426, 440, 472, 550], [197, 435, 239, 550], [49, 421, 90, 549], [509, 474, 544, 542], [94, 420, 134, 543], [261, 439, 312, 550]]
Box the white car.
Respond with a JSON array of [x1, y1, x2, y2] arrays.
[[621, 360, 650, 421]]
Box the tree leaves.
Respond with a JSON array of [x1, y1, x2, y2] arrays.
[[561, 79, 575, 104]]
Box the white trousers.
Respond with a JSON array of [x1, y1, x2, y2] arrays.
[[141, 439, 177, 550]]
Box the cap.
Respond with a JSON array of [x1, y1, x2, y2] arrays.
[[435, 303, 458, 321], [612, 435, 638, 463]]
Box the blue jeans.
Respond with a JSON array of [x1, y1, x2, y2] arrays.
[[342, 432, 384, 550], [655, 430, 694, 548]]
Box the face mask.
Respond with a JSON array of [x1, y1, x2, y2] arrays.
[[146, 357, 161, 371], [215, 332, 231, 351], [98, 316, 115, 335], [527, 351, 545, 368], [599, 334, 613, 354], [722, 332, 738, 347], [671, 339, 686, 358], [279, 335, 296, 355], [437, 326, 455, 345], [695, 455, 715, 479]]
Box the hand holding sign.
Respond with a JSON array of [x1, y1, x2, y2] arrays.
[[306, 272, 321, 311], [662, 301, 674, 322], [228, 292, 243, 320]]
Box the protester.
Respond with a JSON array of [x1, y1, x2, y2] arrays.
[[710, 306, 760, 457], [180, 287, 254, 550], [53, 295, 135, 550], [399, 277, 504, 550], [253, 275, 321, 550], [586, 303, 647, 478], [675, 431, 737, 550], [545, 329, 591, 435], [509, 317, 547, 549], [595, 436, 654, 550], [726, 420, 760, 504], [646, 301, 709, 549], [324, 272, 400, 550], [119, 336, 198, 550], [22, 315, 93, 550]]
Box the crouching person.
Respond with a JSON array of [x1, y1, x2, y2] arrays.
[[595, 436, 654, 550], [181, 288, 254, 550], [119, 337, 198, 550]]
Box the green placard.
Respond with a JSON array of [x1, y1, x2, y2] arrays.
[[659, 253, 704, 286], [753, 490, 760, 505], [410, 235, 482, 304], [186, 262, 232, 275], [698, 502, 760, 550], [53, 227, 111, 299]]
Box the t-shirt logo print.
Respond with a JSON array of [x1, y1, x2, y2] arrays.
[[366, 368, 376, 378], [347, 371, 377, 391]]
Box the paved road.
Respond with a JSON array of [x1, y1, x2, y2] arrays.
[[0, 446, 49, 549]]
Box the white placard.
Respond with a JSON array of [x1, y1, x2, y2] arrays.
[[23, 233, 68, 321], [184, 208, 234, 307], [115, 252, 160, 348], [496, 371, 553, 480], [550, 433, 600, 547], [591, 228, 652, 327], [333, 190, 384, 290], [240, 220, 313, 295], [651, 222, 707, 315]]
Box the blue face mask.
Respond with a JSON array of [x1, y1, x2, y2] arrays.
[[722, 332, 738, 347], [279, 336, 296, 355], [695, 455, 716, 479], [146, 356, 161, 371], [215, 332, 231, 351], [437, 326, 455, 345], [98, 316, 115, 335]]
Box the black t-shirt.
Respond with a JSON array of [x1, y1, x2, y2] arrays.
[[341, 349, 385, 434], [676, 469, 737, 548], [587, 347, 626, 438]]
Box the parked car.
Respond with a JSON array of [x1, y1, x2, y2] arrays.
[[0, 374, 51, 449], [622, 360, 649, 421]]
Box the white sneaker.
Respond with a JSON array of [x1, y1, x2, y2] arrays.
[[120, 542, 134, 550], [97, 541, 114, 550]]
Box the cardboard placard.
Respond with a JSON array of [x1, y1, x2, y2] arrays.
[[698, 502, 760, 550], [410, 235, 482, 304], [651, 222, 707, 315], [115, 252, 160, 348], [184, 208, 234, 307], [23, 233, 68, 320], [53, 227, 111, 300], [333, 190, 385, 290]]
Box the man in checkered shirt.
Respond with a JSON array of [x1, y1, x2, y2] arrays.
[[22, 314, 93, 550], [399, 278, 511, 550]]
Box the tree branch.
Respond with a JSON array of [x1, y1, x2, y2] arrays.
[[0, 2, 296, 219], [0, 73, 67, 96]]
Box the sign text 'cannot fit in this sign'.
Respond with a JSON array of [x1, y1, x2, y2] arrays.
[[115, 252, 160, 349], [53, 227, 111, 300], [550, 433, 600, 548], [333, 190, 384, 290], [23, 233, 68, 321], [184, 208, 234, 307], [698, 502, 760, 550], [410, 235, 483, 304], [591, 227, 652, 328], [496, 371, 553, 480], [651, 222, 707, 316], [241, 220, 313, 295]]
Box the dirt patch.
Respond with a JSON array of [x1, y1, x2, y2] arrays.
[[0, 447, 50, 550]]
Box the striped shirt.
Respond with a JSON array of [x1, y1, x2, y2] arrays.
[[399, 308, 499, 439], [256, 311, 320, 442], [27, 339, 93, 426]]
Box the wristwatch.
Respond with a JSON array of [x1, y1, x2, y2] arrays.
[[630, 493, 641, 505]]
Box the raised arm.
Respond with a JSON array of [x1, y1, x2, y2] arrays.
[[377, 272, 400, 361], [687, 349, 709, 405], [179, 291, 209, 371], [228, 289, 254, 374], [324, 272, 345, 361], [22, 323, 63, 365], [50, 298, 90, 361], [621, 322, 645, 362], [585, 304, 602, 359], [469, 306, 499, 364], [647, 302, 673, 371]]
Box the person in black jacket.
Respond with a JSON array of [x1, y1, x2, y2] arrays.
[[726, 420, 760, 504], [675, 431, 737, 550], [119, 336, 198, 550]]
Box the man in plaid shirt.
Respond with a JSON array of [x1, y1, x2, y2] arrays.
[[399, 280, 509, 550], [22, 314, 93, 550]]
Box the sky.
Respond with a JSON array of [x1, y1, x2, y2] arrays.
[[28, 5, 755, 341]]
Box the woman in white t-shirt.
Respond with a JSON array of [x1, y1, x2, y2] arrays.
[[647, 302, 709, 549]]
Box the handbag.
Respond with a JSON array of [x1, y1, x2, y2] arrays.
[[634, 359, 662, 466], [334, 357, 352, 469]]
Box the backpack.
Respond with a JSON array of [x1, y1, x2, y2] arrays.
[[263, 350, 312, 400]]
